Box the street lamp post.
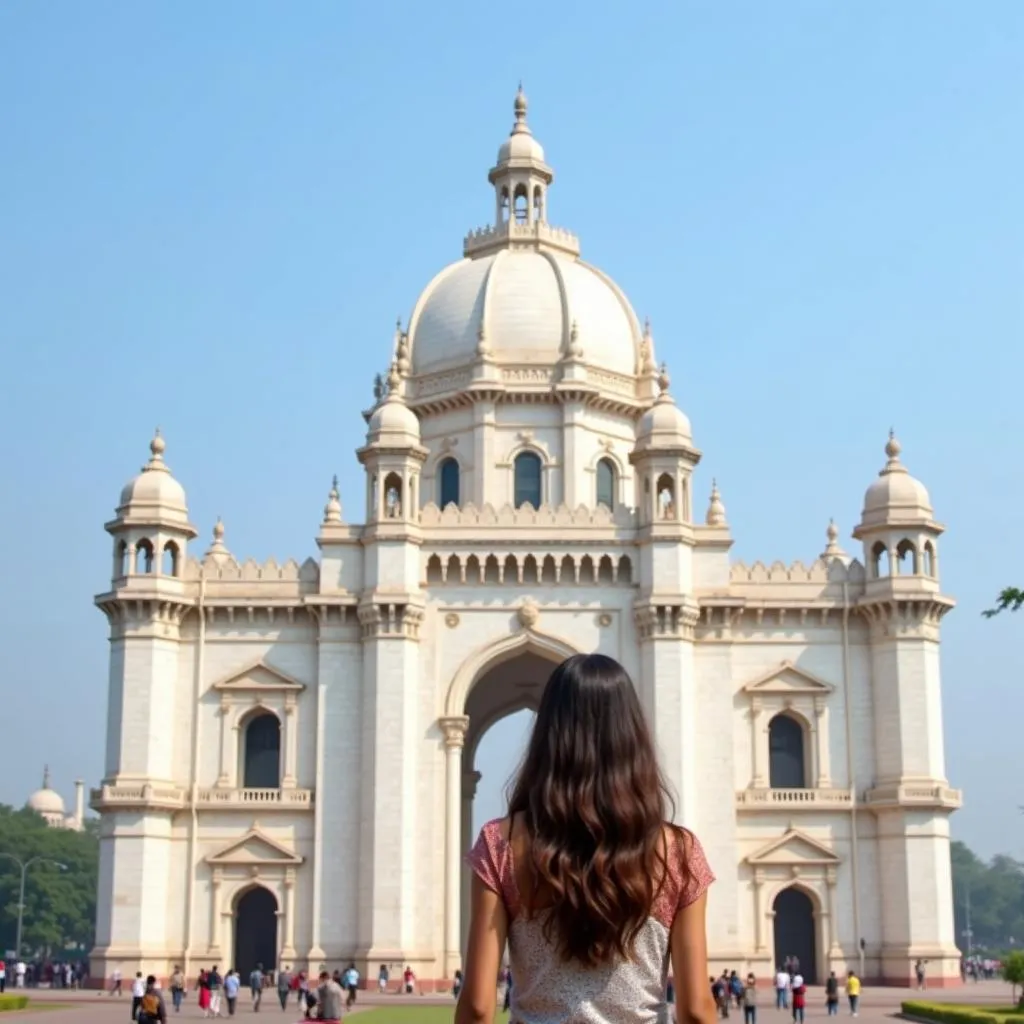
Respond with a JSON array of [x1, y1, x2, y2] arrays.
[[0, 853, 67, 962]]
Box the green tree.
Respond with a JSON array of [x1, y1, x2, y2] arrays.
[[1002, 950, 1024, 1009], [0, 805, 98, 957], [983, 588, 1024, 617]]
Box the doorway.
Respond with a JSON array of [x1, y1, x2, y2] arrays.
[[234, 886, 278, 977], [773, 886, 817, 983]]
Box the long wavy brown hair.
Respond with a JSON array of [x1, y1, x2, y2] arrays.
[[506, 653, 690, 966]]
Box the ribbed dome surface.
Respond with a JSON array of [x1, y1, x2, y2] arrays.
[[408, 248, 640, 377]]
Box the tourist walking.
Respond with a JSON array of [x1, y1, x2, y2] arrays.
[[110, 968, 123, 997], [205, 966, 223, 1018], [276, 967, 292, 1011], [136, 975, 167, 1024], [168, 967, 185, 1014], [775, 966, 790, 1009], [742, 974, 757, 1024], [915, 961, 926, 990], [376, 965, 388, 994], [846, 972, 861, 1017], [825, 971, 839, 1016], [313, 971, 344, 1024], [131, 971, 146, 1020], [457, 653, 718, 1024], [248, 964, 263, 1011], [223, 969, 239, 1016], [342, 964, 359, 1009], [791, 977, 806, 1024]]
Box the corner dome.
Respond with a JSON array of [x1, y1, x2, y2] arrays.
[[860, 432, 933, 527], [367, 373, 421, 444], [635, 388, 693, 450], [118, 431, 189, 521]]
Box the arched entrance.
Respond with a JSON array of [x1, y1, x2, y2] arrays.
[[234, 886, 278, 977], [440, 629, 577, 971], [773, 886, 818, 983]]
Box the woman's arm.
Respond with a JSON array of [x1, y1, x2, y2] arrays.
[[670, 891, 719, 1024], [455, 874, 508, 1024]]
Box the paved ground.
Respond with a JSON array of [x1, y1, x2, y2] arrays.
[[5, 979, 1015, 1023]]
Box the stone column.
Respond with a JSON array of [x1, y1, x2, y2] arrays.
[[282, 697, 297, 788], [826, 868, 841, 956], [441, 716, 470, 975], [217, 698, 232, 787], [209, 869, 223, 953], [461, 769, 481, 952], [815, 700, 831, 787], [282, 870, 297, 960], [750, 699, 766, 787], [753, 869, 766, 952]]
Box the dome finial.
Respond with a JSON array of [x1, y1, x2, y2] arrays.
[[822, 517, 848, 561], [886, 427, 901, 462], [323, 474, 343, 524], [149, 428, 166, 462], [213, 517, 224, 541], [205, 517, 232, 562], [513, 82, 528, 130], [43, 764, 50, 789], [386, 359, 402, 395], [657, 362, 671, 393], [706, 479, 727, 527]]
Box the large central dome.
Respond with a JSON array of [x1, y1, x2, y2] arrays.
[[405, 89, 647, 386]]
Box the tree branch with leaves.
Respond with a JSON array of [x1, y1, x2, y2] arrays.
[[983, 588, 1024, 618]]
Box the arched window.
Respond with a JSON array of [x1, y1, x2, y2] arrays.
[[923, 541, 936, 577], [116, 541, 128, 578], [596, 458, 616, 510], [896, 539, 918, 575], [514, 451, 542, 509], [383, 472, 403, 519], [533, 186, 544, 222], [242, 713, 281, 789], [656, 473, 675, 520], [438, 458, 460, 509], [513, 185, 529, 224], [135, 539, 154, 574], [768, 713, 807, 789], [871, 541, 890, 578], [500, 187, 510, 224], [162, 541, 180, 577]]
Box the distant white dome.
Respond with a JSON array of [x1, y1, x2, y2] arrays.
[[409, 248, 641, 378], [861, 433, 933, 526], [27, 767, 65, 816]]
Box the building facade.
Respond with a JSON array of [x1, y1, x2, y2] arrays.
[[26, 766, 85, 831], [91, 91, 962, 987]]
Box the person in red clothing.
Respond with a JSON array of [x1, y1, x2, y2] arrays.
[[791, 978, 807, 1024]]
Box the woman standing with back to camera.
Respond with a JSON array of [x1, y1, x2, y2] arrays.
[[457, 653, 719, 1024]]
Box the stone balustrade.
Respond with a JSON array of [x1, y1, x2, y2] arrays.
[[90, 784, 314, 813], [735, 787, 854, 811]]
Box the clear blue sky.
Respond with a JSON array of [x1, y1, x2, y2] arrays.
[[2, 2, 1021, 859]]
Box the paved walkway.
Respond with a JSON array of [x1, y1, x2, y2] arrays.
[[6, 979, 1015, 1023]]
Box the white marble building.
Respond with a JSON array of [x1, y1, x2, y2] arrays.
[[91, 90, 962, 988], [26, 767, 85, 832]]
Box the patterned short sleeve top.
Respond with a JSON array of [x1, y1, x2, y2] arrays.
[[467, 819, 714, 1024]]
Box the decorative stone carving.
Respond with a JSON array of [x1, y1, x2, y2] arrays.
[[445, 612, 460, 628], [517, 599, 540, 629], [597, 612, 613, 627]]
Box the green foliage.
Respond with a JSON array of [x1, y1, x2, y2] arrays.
[[1004, 951, 1024, 1007], [0, 996, 30, 1012], [951, 840, 1024, 951], [0, 804, 98, 957], [983, 588, 1024, 617], [901, 1002, 1024, 1024]]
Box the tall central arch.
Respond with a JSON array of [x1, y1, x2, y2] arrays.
[[439, 628, 577, 972]]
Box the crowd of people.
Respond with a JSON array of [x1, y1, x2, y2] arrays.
[[0, 957, 89, 990]]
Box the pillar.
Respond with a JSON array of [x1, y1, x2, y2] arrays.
[[826, 868, 841, 957], [815, 700, 832, 787], [217, 699, 232, 787], [753, 869, 766, 952], [282, 870, 297, 960], [440, 716, 469, 975], [460, 769, 480, 952], [209, 869, 223, 953], [282, 697, 297, 788], [750, 698, 766, 787]]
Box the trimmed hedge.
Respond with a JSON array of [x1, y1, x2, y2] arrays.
[[0, 996, 29, 1012], [902, 1001, 1024, 1024]]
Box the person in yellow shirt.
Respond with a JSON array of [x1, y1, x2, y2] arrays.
[[846, 972, 861, 1017]]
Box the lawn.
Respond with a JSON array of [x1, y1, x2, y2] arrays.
[[355, 1009, 509, 1024]]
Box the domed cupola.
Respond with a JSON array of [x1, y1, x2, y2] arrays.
[[403, 89, 647, 393], [859, 430, 934, 529]]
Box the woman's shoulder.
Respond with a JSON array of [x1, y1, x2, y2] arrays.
[[656, 823, 715, 912]]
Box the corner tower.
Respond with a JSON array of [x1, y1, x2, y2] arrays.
[[853, 432, 961, 985], [93, 431, 197, 977]]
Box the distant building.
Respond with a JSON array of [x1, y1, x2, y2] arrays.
[[26, 766, 84, 831], [91, 90, 962, 988]]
